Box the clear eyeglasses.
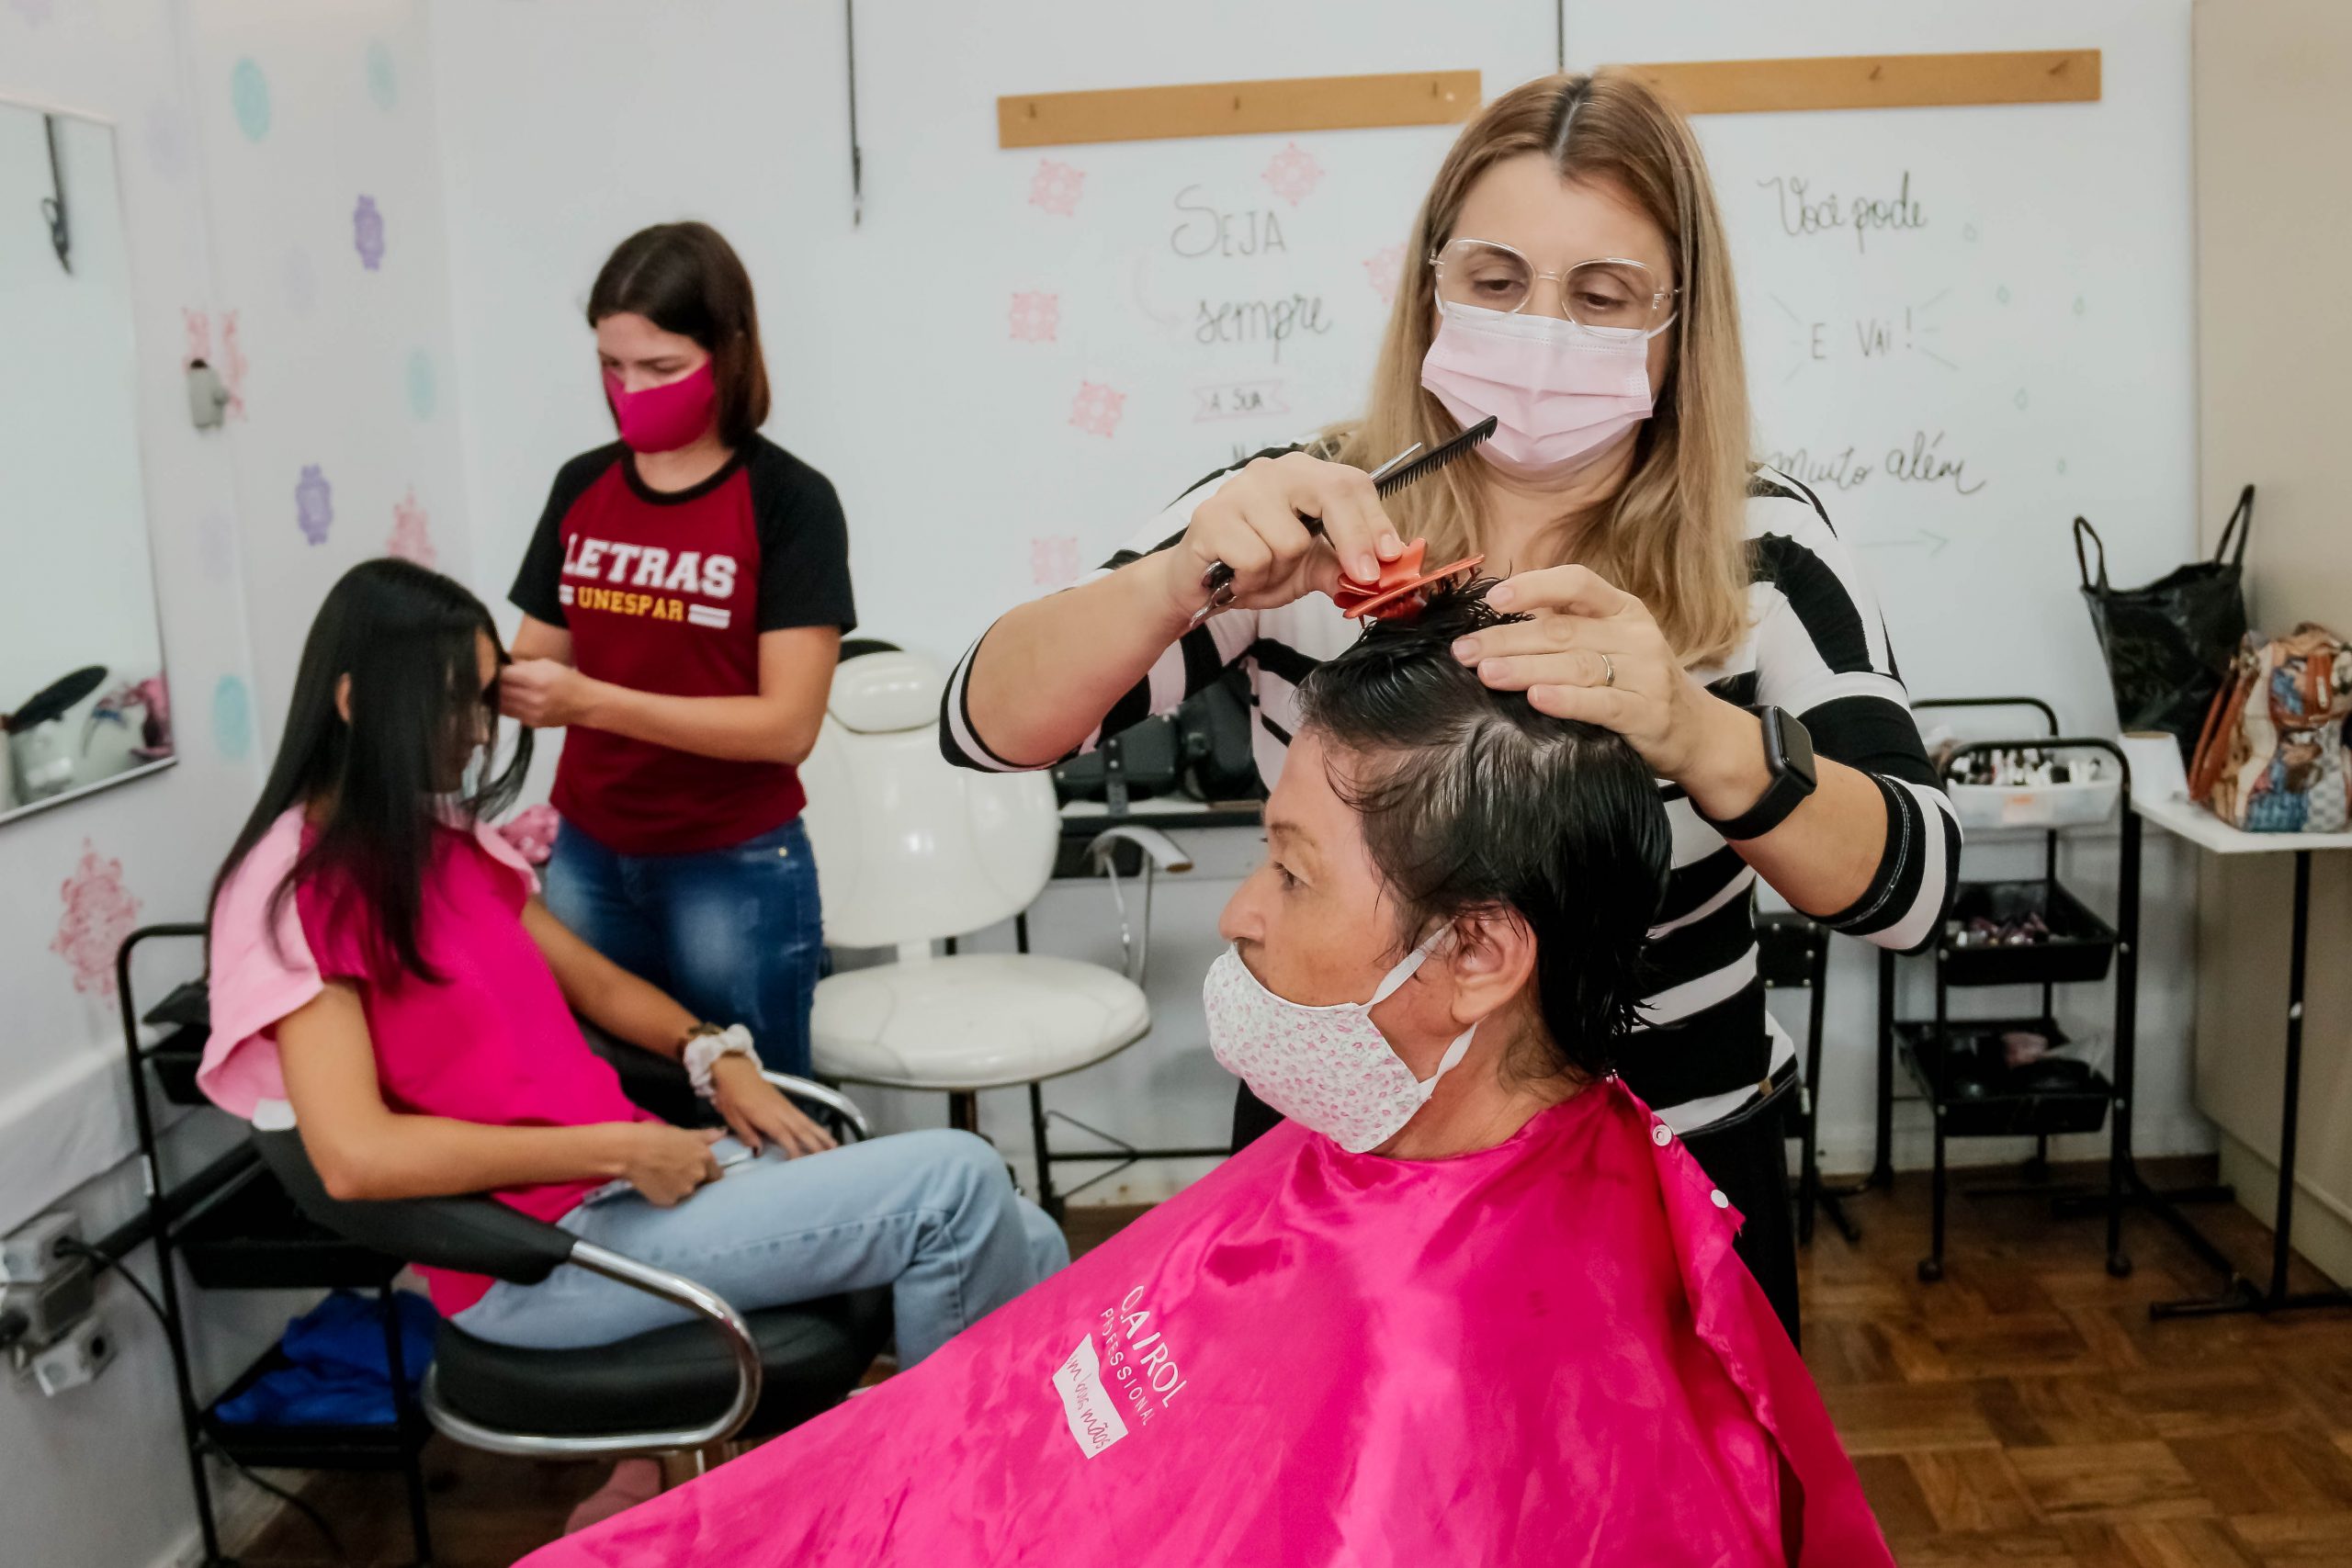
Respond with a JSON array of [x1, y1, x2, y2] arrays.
[[1429, 238, 1679, 336]]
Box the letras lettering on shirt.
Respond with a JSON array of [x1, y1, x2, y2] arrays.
[[558, 536, 741, 629]]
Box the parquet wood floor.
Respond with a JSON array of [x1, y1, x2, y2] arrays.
[[240, 1156, 2352, 1565]]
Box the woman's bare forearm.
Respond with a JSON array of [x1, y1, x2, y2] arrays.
[[963, 557, 1193, 768]]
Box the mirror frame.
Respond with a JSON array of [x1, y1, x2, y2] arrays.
[[2, 95, 177, 828]]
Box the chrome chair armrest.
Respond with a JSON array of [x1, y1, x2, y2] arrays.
[[1082, 827, 1193, 987], [423, 1241, 763, 1459], [1084, 825, 1193, 875], [760, 1072, 874, 1142]]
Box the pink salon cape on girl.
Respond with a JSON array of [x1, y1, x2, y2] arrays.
[[522, 1078, 1892, 1567]]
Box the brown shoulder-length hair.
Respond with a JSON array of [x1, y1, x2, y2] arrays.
[[1322, 70, 1752, 666], [587, 221, 772, 448]]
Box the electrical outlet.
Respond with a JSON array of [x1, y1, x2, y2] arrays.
[[31, 1314, 114, 1395], [0, 1212, 81, 1283], [1, 1256, 96, 1358]]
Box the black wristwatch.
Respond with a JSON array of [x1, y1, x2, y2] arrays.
[[1698, 707, 1818, 841]]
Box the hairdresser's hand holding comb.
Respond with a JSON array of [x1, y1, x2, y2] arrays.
[[1156, 453, 1408, 620]]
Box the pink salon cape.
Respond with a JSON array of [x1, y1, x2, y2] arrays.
[[522, 1079, 1892, 1567]]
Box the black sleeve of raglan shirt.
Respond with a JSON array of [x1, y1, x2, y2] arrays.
[[508, 445, 626, 626], [747, 441, 858, 634]]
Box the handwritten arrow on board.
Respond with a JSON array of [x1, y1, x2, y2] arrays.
[[1855, 528, 1951, 557]]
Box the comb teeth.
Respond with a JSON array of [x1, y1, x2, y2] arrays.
[[1374, 414, 1498, 499]]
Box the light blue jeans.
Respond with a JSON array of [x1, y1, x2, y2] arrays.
[[452, 1130, 1069, 1366]]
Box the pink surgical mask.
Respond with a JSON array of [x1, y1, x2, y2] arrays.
[[1419, 302, 1663, 480], [604, 361, 717, 453]]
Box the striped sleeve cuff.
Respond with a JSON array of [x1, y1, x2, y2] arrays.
[[937, 634, 1051, 773], [1820, 774, 1962, 953]]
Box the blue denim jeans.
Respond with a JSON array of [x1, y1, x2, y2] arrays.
[[545, 818, 821, 1077], [452, 1131, 1069, 1365]]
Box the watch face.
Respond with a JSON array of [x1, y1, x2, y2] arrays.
[[1778, 710, 1818, 787]]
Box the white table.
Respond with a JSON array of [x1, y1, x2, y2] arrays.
[[2130, 789, 2352, 1319]]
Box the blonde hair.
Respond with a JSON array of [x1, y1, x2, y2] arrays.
[[1321, 70, 1752, 666]]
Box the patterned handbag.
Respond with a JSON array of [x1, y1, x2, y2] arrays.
[[2188, 624, 2352, 831]]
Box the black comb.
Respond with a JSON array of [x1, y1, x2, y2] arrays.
[[1189, 415, 1498, 626]]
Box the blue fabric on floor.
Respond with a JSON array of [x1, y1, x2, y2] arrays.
[[213, 1290, 437, 1427]]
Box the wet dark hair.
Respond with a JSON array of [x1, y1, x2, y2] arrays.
[[210, 560, 532, 986], [588, 221, 771, 446], [1295, 581, 1670, 1083]]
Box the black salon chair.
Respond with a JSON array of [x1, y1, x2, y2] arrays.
[[254, 1042, 892, 1460]]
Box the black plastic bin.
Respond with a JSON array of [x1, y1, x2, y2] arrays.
[[1898, 1019, 2113, 1138], [176, 1160, 402, 1292], [1941, 880, 2117, 987], [146, 1023, 210, 1106]]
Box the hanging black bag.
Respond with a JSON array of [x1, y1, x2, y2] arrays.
[[2073, 484, 2253, 760]]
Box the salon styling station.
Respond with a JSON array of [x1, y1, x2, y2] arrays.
[[1873, 698, 2147, 1284]]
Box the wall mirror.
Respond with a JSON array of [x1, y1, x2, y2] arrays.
[[0, 99, 173, 823]]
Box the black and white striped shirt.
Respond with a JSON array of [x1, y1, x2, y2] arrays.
[[942, 457, 1962, 1134]]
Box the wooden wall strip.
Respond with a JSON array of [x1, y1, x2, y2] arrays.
[[998, 71, 1481, 150], [1623, 50, 2100, 116]]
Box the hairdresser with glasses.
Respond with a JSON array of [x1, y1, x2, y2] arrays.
[[940, 72, 1960, 1344], [504, 222, 853, 1079]]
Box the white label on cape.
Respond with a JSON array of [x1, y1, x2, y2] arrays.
[[1051, 1335, 1130, 1459]]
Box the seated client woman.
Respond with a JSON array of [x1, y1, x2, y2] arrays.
[[520, 580, 1892, 1567], [198, 561, 1066, 1520]]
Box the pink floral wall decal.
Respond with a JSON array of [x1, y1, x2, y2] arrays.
[[1363, 243, 1404, 306], [1029, 159, 1085, 217], [1009, 291, 1060, 344], [497, 804, 560, 866], [386, 488, 434, 566], [1069, 381, 1125, 438], [1261, 142, 1324, 208], [219, 310, 248, 417], [51, 840, 141, 998], [1030, 536, 1080, 588]]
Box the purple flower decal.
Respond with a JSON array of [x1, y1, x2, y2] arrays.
[[295, 464, 334, 545], [353, 195, 385, 271]]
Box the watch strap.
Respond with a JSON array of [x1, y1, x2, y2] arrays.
[[1699, 708, 1817, 841]]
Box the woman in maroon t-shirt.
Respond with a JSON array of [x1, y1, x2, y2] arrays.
[[504, 223, 854, 1077]]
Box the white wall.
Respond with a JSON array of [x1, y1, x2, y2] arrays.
[[0, 3, 471, 1564], [428, 0, 2213, 1193]]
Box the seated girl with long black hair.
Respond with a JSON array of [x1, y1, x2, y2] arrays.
[[199, 560, 1065, 1521]]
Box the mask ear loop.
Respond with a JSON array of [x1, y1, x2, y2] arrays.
[[1386, 923, 1479, 1088], [1423, 1022, 1478, 1087], [1367, 919, 1460, 1006]]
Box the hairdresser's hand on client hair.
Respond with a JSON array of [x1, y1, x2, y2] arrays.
[[708, 1055, 839, 1159], [1156, 453, 1408, 620], [501, 658, 597, 729], [1452, 565, 1731, 786]]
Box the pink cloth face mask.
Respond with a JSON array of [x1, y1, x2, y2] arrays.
[[603, 361, 716, 453], [1419, 301, 1662, 480], [1204, 931, 1475, 1154]]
